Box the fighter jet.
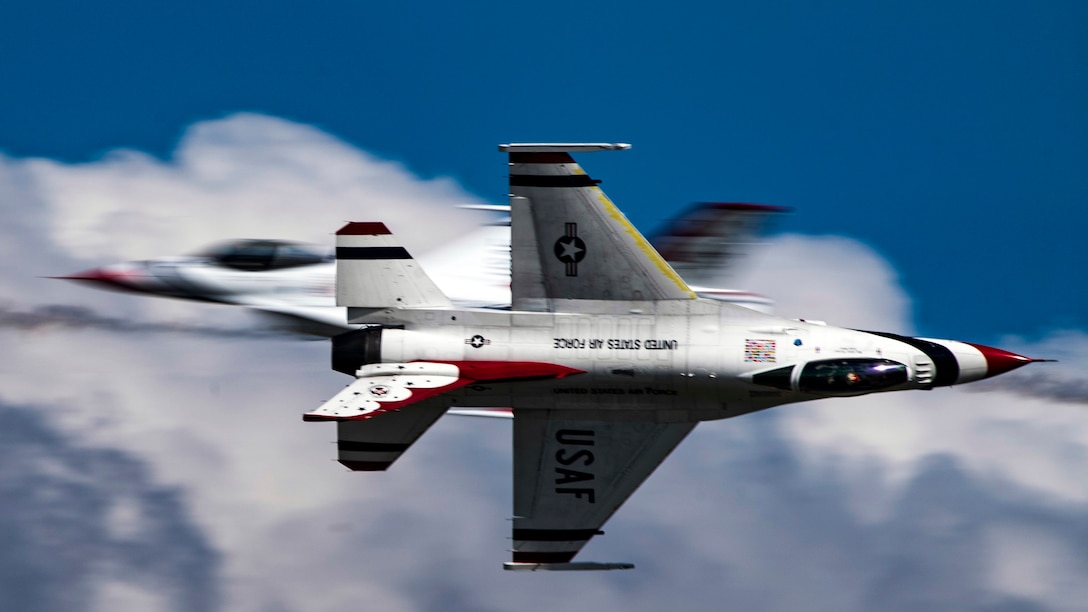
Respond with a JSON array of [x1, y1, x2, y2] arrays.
[[303, 143, 1049, 571], [58, 204, 784, 336]]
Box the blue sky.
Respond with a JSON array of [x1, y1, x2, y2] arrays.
[[1, 3, 1087, 611], [3, 1, 1085, 339]]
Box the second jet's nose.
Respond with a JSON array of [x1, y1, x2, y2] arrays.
[[54, 262, 161, 294]]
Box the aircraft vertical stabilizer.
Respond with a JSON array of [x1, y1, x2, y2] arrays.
[[336, 222, 451, 317], [502, 143, 696, 310]]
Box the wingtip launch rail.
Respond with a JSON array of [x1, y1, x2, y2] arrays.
[[502, 561, 635, 572], [498, 143, 631, 153]]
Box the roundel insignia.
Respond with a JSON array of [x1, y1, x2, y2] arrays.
[[465, 334, 491, 348], [554, 222, 586, 277], [368, 384, 390, 397], [553, 236, 587, 264]]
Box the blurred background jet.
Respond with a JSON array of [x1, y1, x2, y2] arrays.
[[59, 203, 786, 336]]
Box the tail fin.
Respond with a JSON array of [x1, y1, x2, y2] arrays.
[[502, 143, 695, 310], [649, 202, 789, 287], [335, 223, 451, 315]]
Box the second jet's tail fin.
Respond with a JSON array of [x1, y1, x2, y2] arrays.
[[336, 222, 451, 317]]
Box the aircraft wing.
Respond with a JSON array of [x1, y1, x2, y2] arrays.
[[649, 202, 789, 288], [506, 409, 696, 571]]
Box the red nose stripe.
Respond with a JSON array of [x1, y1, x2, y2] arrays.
[[966, 343, 1035, 378], [54, 267, 143, 293]]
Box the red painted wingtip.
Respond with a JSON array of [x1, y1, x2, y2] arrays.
[[966, 343, 1046, 379], [337, 222, 391, 236]]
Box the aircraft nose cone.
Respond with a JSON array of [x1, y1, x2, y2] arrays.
[[54, 264, 152, 294], [966, 343, 1040, 379]]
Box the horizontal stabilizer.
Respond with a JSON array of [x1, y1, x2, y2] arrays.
[[305, 362, 461, 421], [335, 402, 448, 471], [502, 562, 635, 571]]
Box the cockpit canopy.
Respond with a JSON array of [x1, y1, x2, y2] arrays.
[[193, 240, 332, 272], [799, 358, 908, 393], [752, 358, 909, 394]]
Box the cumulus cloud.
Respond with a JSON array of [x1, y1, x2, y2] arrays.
[[731, 233, 914, 333], [0, 112, 488, 324], [0, 403, 219, 612], [20, 113, 486, 262], [0, 114, 1085, 611]]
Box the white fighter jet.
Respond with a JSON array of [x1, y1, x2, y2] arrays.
[[302, 143, 1050, 571], [59, 204, 785, 336]]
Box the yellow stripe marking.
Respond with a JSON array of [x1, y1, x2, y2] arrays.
[[594, 188, 696, 299]]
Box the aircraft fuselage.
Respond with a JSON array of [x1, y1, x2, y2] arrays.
[[335, 298, 1020, 421]]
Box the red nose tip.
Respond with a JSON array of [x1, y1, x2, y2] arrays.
[[57, 267, 120, 283], [966, 343, 1043, 379], [52, 266, 144, 293]]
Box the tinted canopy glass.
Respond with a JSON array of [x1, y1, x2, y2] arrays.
[[798, 358, 908, 393], [195, 240, 329, 271]]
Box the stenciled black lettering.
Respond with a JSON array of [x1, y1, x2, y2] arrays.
[[555, 429, 595, 445], [556, 488, 596, 503], [644, 387, 679, 396], [554, 468, 594, 485], [554, 429, 597, 503], [556, 448, 594, 467], [644, 339, 679, 350]]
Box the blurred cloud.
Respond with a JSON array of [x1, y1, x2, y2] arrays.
[[0, 304, 275, 338], [0, 114, 1084, 611], [0, 402, 219, 612], [969, 331, 1088, 405], [973, 369, 1088, 405]]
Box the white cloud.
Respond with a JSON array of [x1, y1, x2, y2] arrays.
[[731, 235, 1088, 508], [986, 524, 1088, 607], [0, 114, 1085, 611], [731, 233, 914, 333], [19, 113, 486, 263]]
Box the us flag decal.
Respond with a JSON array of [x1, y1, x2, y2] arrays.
[[744, 339, 776, 363]]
